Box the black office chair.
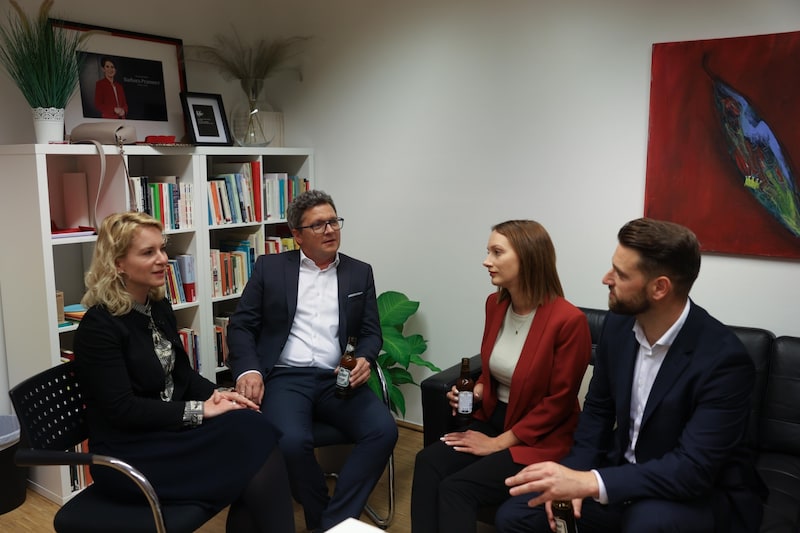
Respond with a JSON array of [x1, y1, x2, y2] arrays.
[[312, 364, 395, 529], [8, 361, 217, 533]]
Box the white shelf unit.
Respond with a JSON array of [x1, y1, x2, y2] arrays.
[[0, 143, 313, 504], [201, 147, 314, 383]]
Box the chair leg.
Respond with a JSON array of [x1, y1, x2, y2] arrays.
[[364, 452, 394, 529]]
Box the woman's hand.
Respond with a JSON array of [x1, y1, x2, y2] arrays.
[[202, 389, 260, 419], [447, 383, 483, 415], [440, 430, 502, 456]]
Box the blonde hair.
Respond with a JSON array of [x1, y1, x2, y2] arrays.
[[81, 212, 166, 315]]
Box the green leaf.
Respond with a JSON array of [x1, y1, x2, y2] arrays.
[[378, 291, 419, 327], [381, 327, 410, 362], [405, 333, 428, 356], [387, 367, 416, 386], [388, 385, 406, 417], [410, 354, 441, 372], [370, 290, 437, 418]]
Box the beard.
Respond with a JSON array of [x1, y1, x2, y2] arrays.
[[608, 289, 650, 315]]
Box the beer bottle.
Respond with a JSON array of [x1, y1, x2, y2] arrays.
[[335, 336, 358, 399], [552, 500, 578, 533], [455, 357, 474, 429]]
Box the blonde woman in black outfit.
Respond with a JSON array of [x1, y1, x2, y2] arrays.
[[74, 211, 294, 532]]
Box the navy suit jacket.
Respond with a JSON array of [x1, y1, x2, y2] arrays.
[[563, 301, 763, 525], [226, 250, 382, 379]]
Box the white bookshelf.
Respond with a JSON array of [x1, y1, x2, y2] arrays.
[[0, 143, 313, 504]]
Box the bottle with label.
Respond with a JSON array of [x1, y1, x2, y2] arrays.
[[455, 357, 474, 429], [552, 500, 578, 533], [335, 336, 358, 399]]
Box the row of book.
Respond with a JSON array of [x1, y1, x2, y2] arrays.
[[179, 326, 201, 371], [165, 254, 197, 305], [206, 161, 310, 226], [208, 161, 262, 226], [130, 176, 194, 230], [264, 173, 311, 220]]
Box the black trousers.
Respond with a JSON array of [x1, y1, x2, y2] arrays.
[[411, 403, 522, 533]]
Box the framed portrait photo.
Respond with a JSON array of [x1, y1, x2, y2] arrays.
[[51, 19, 188, 142], [180, 92, 233, 146]]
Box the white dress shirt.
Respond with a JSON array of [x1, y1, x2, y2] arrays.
[[277, 250, 342, 369], [592, 300, 691, 503]]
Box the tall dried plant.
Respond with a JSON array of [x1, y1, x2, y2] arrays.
[[189, 33, 309, 97], [0, 0, 83, 108]]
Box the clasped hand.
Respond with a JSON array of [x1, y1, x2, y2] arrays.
[[203, 389, 260, 418]]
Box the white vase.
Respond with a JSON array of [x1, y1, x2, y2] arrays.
[[32, 107, 65, 144]]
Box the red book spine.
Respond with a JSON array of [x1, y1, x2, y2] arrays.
[[251, 160, 262, 222]]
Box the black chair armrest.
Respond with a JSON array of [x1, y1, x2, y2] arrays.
[[420, 354, 481, 447]]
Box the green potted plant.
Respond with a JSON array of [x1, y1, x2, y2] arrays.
[[368, 291, 440, 417], [0, 0, 83, 143]]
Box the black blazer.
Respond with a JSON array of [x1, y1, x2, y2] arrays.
[[226, 251, 382, 379], [74, 299, 216, 443], [564, 302, 764, 527]]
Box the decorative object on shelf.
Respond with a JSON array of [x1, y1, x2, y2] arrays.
[[370, 291, 440, 417], [52, 19, 188, 143], [188, 33, 309, 147], [179, 92, 233, 146], [0, 1, 84, 143]]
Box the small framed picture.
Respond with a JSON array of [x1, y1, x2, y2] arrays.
[[180, 92, 233, 146]]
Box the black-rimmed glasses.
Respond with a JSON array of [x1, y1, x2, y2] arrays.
[[296, 217, 344, 234]]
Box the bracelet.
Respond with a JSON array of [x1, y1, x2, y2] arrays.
[[182, 400, 204, 427]]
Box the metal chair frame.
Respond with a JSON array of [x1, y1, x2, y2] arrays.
[[313, 364, 395, 529], [8, 361, 212, 533]]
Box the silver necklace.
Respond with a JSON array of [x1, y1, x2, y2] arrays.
[[508, 310, 533, 335]]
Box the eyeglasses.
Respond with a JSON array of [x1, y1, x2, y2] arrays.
[[296, 217, 344, 234]]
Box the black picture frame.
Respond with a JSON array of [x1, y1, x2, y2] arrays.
[[51, 19, 188, 142], [180, 92, 233, 146]]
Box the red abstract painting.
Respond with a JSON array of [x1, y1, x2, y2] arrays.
[[645, 30, 800, 259]]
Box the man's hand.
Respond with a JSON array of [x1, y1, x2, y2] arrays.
[[236, 373, 265, 405], [505, 461, 598, 508], [337, 357, 372, 388]]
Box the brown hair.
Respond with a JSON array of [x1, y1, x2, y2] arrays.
[[492, 220, 564, 308], [617, 217, 700, 298]]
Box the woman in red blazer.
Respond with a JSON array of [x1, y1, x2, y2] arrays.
[[94, 57, 128, 119], [411, 220, 592, 533]]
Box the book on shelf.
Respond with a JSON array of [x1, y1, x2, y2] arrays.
[[140, 176, 192, 230], [209, 249, 222, 298], [264, 172, 287, 220], [176, 254, 196, 302], [265, 236, 283, 254], [208, 179, 234, 225], [263, 173, 311, 220], [178, 327, 200, 371], [165, 260, 187, 305], [63, 303, 87, 321], [213, 314, 232, 366], [62, 172, 90, 229], [213, 161, 262, 222]]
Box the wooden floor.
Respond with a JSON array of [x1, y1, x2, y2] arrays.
[[0, 424, 424, 532]]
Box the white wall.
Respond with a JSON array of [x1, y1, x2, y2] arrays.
[[0, 0, 798, 425]]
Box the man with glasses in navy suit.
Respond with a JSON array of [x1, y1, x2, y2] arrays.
[[227, 190, 397, 533]]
